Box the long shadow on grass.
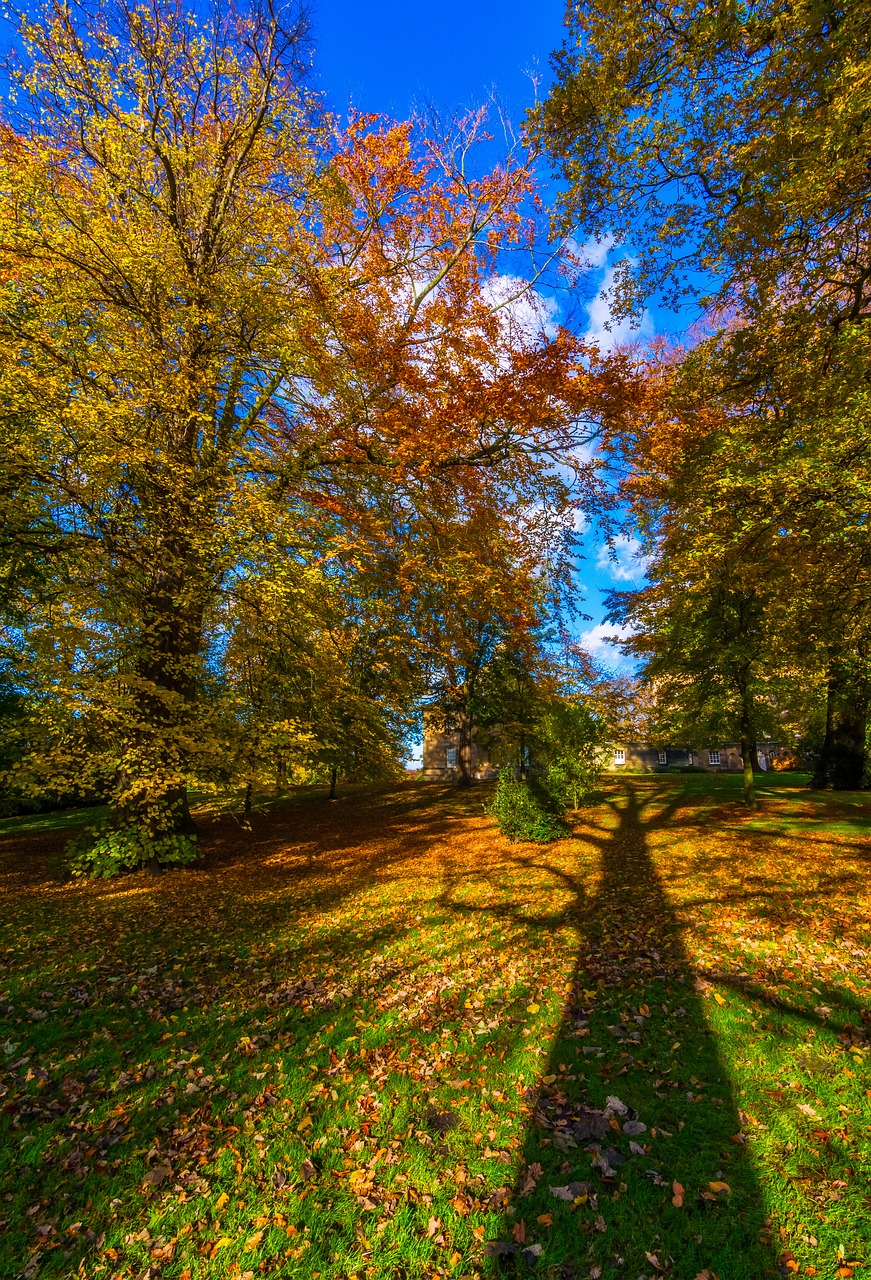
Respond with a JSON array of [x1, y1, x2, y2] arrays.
[[443, 783, 779, 1280], [2, 782, 551, 1279]]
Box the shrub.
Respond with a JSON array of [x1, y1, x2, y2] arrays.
[[490, 770, 568, 843], [66, 825, 198, 878]]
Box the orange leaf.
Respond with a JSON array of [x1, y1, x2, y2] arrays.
[[536, 1213, 553, 1226], [672, 1180, 684, 1208]]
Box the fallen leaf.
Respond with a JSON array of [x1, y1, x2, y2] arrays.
[[244, 1231, 263, 1250], [215, 1192, 229, 1213], [536, 1213, 553, 1226], [623, 1120, 647, 1135], [142, 1162, 172, 1188], [300, 1159, 317, 1182], [708, 1181, 731, 1194], [645, 1251, 664, 1271], [713, 992, 725, 1006], [512, 1219, 526, 1244], [672, 1180, 684, 1208]]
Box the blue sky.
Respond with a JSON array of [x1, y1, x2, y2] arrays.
[[312, 0, 651, 669]]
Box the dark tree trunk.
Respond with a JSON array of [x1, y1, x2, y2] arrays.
[[750, 742, 760, 773], [329, 765, 338, 800], [276, 757, 287, 790], [738, 679, 756, 808], [457, 708, 472, 788], [812, 653, 869, 790], [114, 563, 204, 841], [244, 782, 253, 815]]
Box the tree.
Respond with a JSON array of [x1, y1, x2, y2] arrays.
[[533, 0, 871, 326], [1, 0, 619, 867], [533, 0, 871, 789], [534, 697, 604, 809]]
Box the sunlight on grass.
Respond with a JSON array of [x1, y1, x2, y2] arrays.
[[1, 777, 869, 1279]]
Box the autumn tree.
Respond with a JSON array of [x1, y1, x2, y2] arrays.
[[534, 0, 871, 788], [0, 0, 618, 868]]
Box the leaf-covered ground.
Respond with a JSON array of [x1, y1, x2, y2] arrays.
[[1, 775, 869, 1280]]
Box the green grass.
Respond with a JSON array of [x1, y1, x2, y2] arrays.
[[1, 776, 869, 1279]]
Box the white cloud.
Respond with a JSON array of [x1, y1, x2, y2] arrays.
[[584, 264, 653, 354], [479, 273, 560, 345], [596, 535, 650, 583], [579, 620, 635, 667], [564, 233, 614, 272]]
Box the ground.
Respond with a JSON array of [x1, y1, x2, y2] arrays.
[[1, 775, 869, 1280]]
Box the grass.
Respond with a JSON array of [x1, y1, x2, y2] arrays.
[[0, 774, 869, 1280]]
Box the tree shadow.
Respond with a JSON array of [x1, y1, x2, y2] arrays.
[[438, 782, 779, 1279], [2, 778, 850, 1278]]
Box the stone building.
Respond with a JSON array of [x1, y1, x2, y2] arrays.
[[422, 721, 793, 780]]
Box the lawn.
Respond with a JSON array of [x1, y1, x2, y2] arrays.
[[1, 775, 869, 1280]]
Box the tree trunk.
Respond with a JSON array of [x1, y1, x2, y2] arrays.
[[457, 708, 472, 788], [276, 757, 287, 790], [812, 652, 869, 789], [244, 781, 253, 815], [750, 742, 760, 773], [329, 764, 338, 800], [738, 681, 756, 808], [113, 564, 204, 842]]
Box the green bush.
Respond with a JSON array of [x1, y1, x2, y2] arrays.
[[489, 770, 568, 843], [66, 825, 198, 878]]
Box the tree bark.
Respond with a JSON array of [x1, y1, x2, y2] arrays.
[[812, 652, 869, 789], [457, 707, 472, 787], [329, 764, 338, 800], [738, 681, 756, 808], [113, 560, 204, 841]]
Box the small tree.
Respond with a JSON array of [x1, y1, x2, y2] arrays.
[[536, 699, 604, 809]]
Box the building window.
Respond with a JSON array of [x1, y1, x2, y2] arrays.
[[657, 750, 667, 765], [613, 748, 625, 765], [709, 750, 721, 766], [446, 748, 457, 768]]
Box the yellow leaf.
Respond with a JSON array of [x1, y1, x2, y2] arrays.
[[215, 1237, 234, 1249], [449, 1252, 463, 1267], [297, 1115, 313, 1131], [527, 1003, 540, 1014], [708, 1181, 731, 1194], [541, 1073, 556, 1085], [244, 1231, 263, 1250], [713, 992, 726, 1006], [215, 1192, 229, 1213]]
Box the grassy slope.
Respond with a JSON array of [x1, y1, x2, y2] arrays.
[[0, 776, 869, 1280]]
